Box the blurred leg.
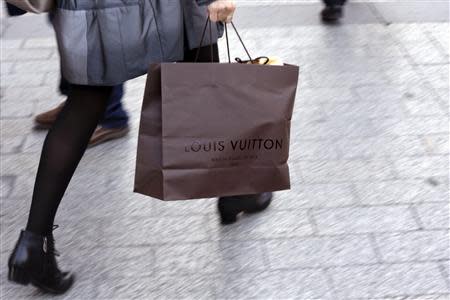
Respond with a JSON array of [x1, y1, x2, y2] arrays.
[[323, 0, 346, 6], [99, 84, 129, 129], [321, 0, 346, 22], [6, 3, 27, 16], [58, 74, 71, 97]]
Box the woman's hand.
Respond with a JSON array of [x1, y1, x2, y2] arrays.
[[208, 0, 236, 23]]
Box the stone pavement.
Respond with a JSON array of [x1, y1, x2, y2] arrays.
[[1, 1, 449, 299]]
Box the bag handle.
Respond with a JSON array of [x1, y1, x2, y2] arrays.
[[195, 17, 216, 63], [195, 18, 264, 64]]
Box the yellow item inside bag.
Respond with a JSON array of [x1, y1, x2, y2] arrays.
[[266, 56, 283, 66]]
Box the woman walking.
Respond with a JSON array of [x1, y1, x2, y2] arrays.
[[7, 0, 270, 295]]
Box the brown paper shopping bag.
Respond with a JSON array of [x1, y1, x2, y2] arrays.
[[134, 61, 299, 200], [134, 21, 299, 200]]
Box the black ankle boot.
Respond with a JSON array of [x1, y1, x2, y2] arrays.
[[8, 230, 74, 294], [218, 192, 273, 225]]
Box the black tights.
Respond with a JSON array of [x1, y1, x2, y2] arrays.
[[25, 44, 218, 236], [26, 85, 112, 235]]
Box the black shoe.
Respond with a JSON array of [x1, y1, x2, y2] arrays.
[[218, 192, 273, 225], [321, 5, 343, 22], [8, 229, 74, 295]]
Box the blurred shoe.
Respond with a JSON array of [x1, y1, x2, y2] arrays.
[[218, 192, 273, 225], [8, 229, 74, 294], [88, 126, 129, 148], [321, 5, 343, 22], [34, 101, 65, 129]]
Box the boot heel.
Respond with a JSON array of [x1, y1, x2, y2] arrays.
[[8, 266, 30, 285]]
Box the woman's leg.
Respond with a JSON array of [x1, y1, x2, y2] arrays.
[[26, 85, 112, 235], [9, 84, 112, 294]]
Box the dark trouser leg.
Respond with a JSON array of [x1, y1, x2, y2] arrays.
[[6, 3, 27, 16], [321, 0, 346, 21], [58, 74, 71, 97], [323, 0, 346, 6], [26, 85, 113, 235], [99, 84, 129, 129]]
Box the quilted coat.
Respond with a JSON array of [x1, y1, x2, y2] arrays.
[[53, 0, 220, 85]]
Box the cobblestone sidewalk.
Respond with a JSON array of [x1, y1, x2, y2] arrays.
[[1, 1, 449, 299]]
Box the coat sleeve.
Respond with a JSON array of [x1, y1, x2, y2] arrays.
[[196, 0, 216, 6]]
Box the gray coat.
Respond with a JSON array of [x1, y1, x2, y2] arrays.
[[53, 0, 220, 86]]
